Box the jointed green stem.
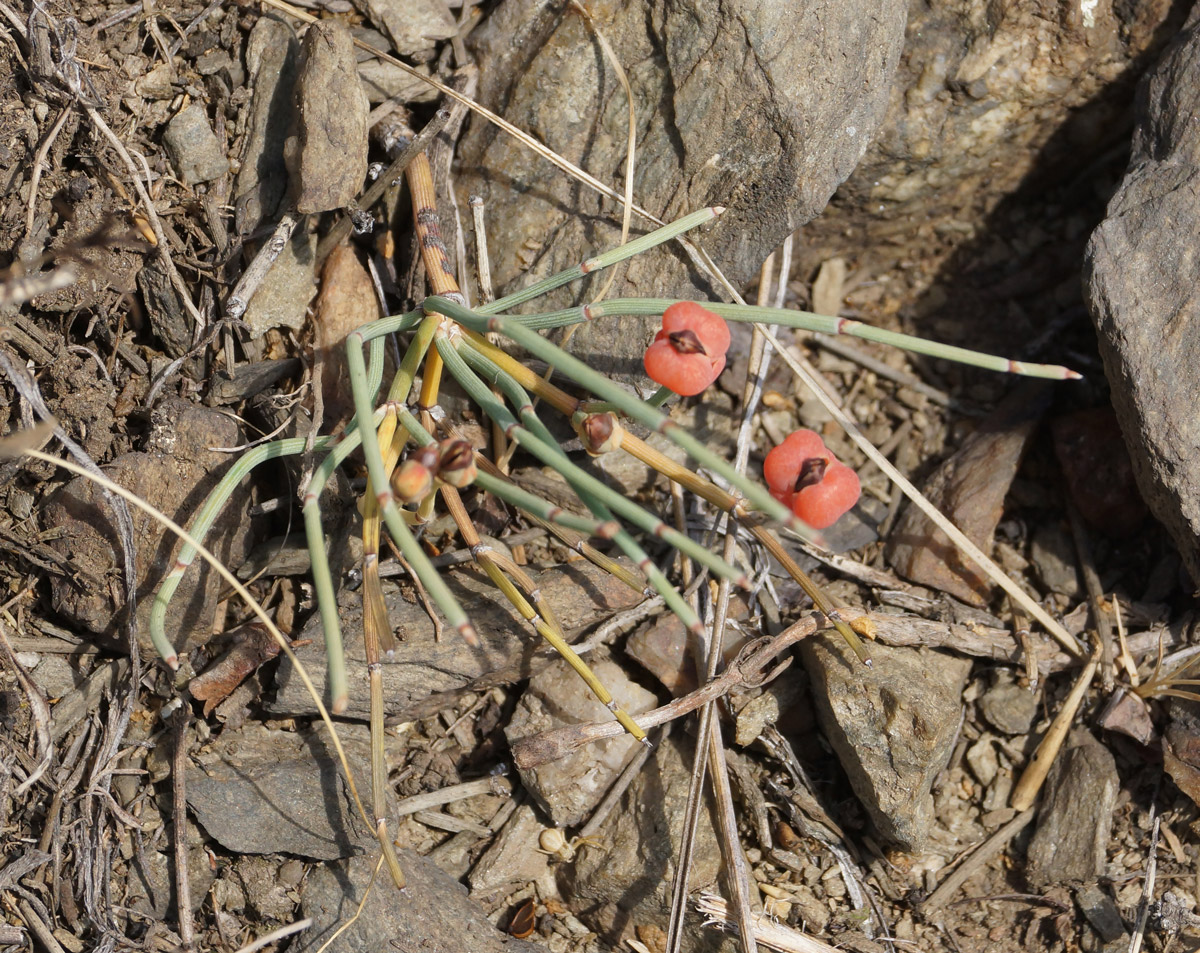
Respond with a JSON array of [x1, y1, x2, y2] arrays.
[[347, 323, 479, 648], [518, 298, 1081, 380], [425, 296, 811, 536], [148, 332, 396, 668], [433, 333, 706, 636], [150, 434, 338, 666], [456, 340, 750, 591], [479, 207, 721, 315]]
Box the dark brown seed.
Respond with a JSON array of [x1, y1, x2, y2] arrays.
[[508, 899, 536, 939], [794, 456, 827, 492], [667, 328, 708, 355]]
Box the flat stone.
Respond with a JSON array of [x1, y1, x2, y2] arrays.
[[357, 0, 456, 56], [801, 638, 971, 850], [234, 16, 298, 234], [467, 803, 551, 896], [186, 723, 378, 860], [506, 657, 656, 828], [1084, 9, 1200, 584], [977, 670, 1039, 736], [270, 559, 646, 721], [1162, 699, 1200, 810], [886, 382, 1050, 605], [163, 102, 229, 185], [298, 849, 546, 952], [1030, 522, 1082, 599], [570, 733, 724, 948], [1026, 730, 1119, 887], [241, 227, 316, 337], [1096, 690, 1156, 746], [41, 398, 256, 657]]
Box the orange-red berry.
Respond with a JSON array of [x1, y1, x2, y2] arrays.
[[643, 302, 731, 396], [763, 429, 861, 530]]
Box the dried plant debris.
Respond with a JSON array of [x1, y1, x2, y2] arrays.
[[2, 2, 1199, 952]]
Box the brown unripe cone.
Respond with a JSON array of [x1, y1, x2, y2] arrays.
[[576, 412, 624, 455], [437, 439, 477, 488]]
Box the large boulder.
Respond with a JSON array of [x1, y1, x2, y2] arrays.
[[1084, 9, 1200, 584]]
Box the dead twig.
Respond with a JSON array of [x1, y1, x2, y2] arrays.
[[512, 615, 819, 769], [1129, 807, 1159, 953], [1010, 645, 1100, 811], [697, 892, 840, 953], [0, 619, 52, 795], [1068, 501, 1115, 692], [234, 919, 313, 953], [172, 699, 195, 949], [923, 809, 1037, 910]]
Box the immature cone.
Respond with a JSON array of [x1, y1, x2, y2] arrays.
[[575, 412, 624, 455], [436, 438, 478, 488], [391, 445, 439, 503]]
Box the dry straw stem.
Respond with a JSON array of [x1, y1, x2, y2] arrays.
[[1009, 647, 1100, 811], [511, 615, 820, 768], [232, 918, 313, 953], [0, 439, 390, 882], [696, 892, 839, 953], [923, 807, 1036, 910]]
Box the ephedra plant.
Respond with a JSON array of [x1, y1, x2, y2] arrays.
[[144, 137, 1081, 892]]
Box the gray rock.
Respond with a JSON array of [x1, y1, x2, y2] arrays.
[[801, 638, 971, 850], [797, 2, 1182, 305], [467, 803, 551, 896], [186, 723, 378, 860], [125, 835, 214, 918], [458, 0, 906, 377], [288, 20, 368, 214], [355, 0, 456, 57], [234, 16, 299, 236], [163, 102, 229, 185], [1076, 884, 1126, 944], [1084, 9, 1200, 586], [1031, 522, 1082, 599], [505, 657, 656, 828], [241, 227, 316, 337], [298, 849, 546, 952], [270, 559, 644, 721], [1026, 730, 1119, 887], [569, 733, 724, 950], [977, 670, 1039, 736]]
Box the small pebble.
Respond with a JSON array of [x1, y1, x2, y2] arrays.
[[977, 670, 1039, 736]]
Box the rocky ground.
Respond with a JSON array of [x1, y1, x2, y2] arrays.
[[2, 1, 1200, 952]]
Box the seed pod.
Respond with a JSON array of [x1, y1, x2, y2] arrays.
[[643, 301, 731, 396], [576, 412, 623, 455], [763, 429, 861, 530], [436, 438, 477, 488]]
